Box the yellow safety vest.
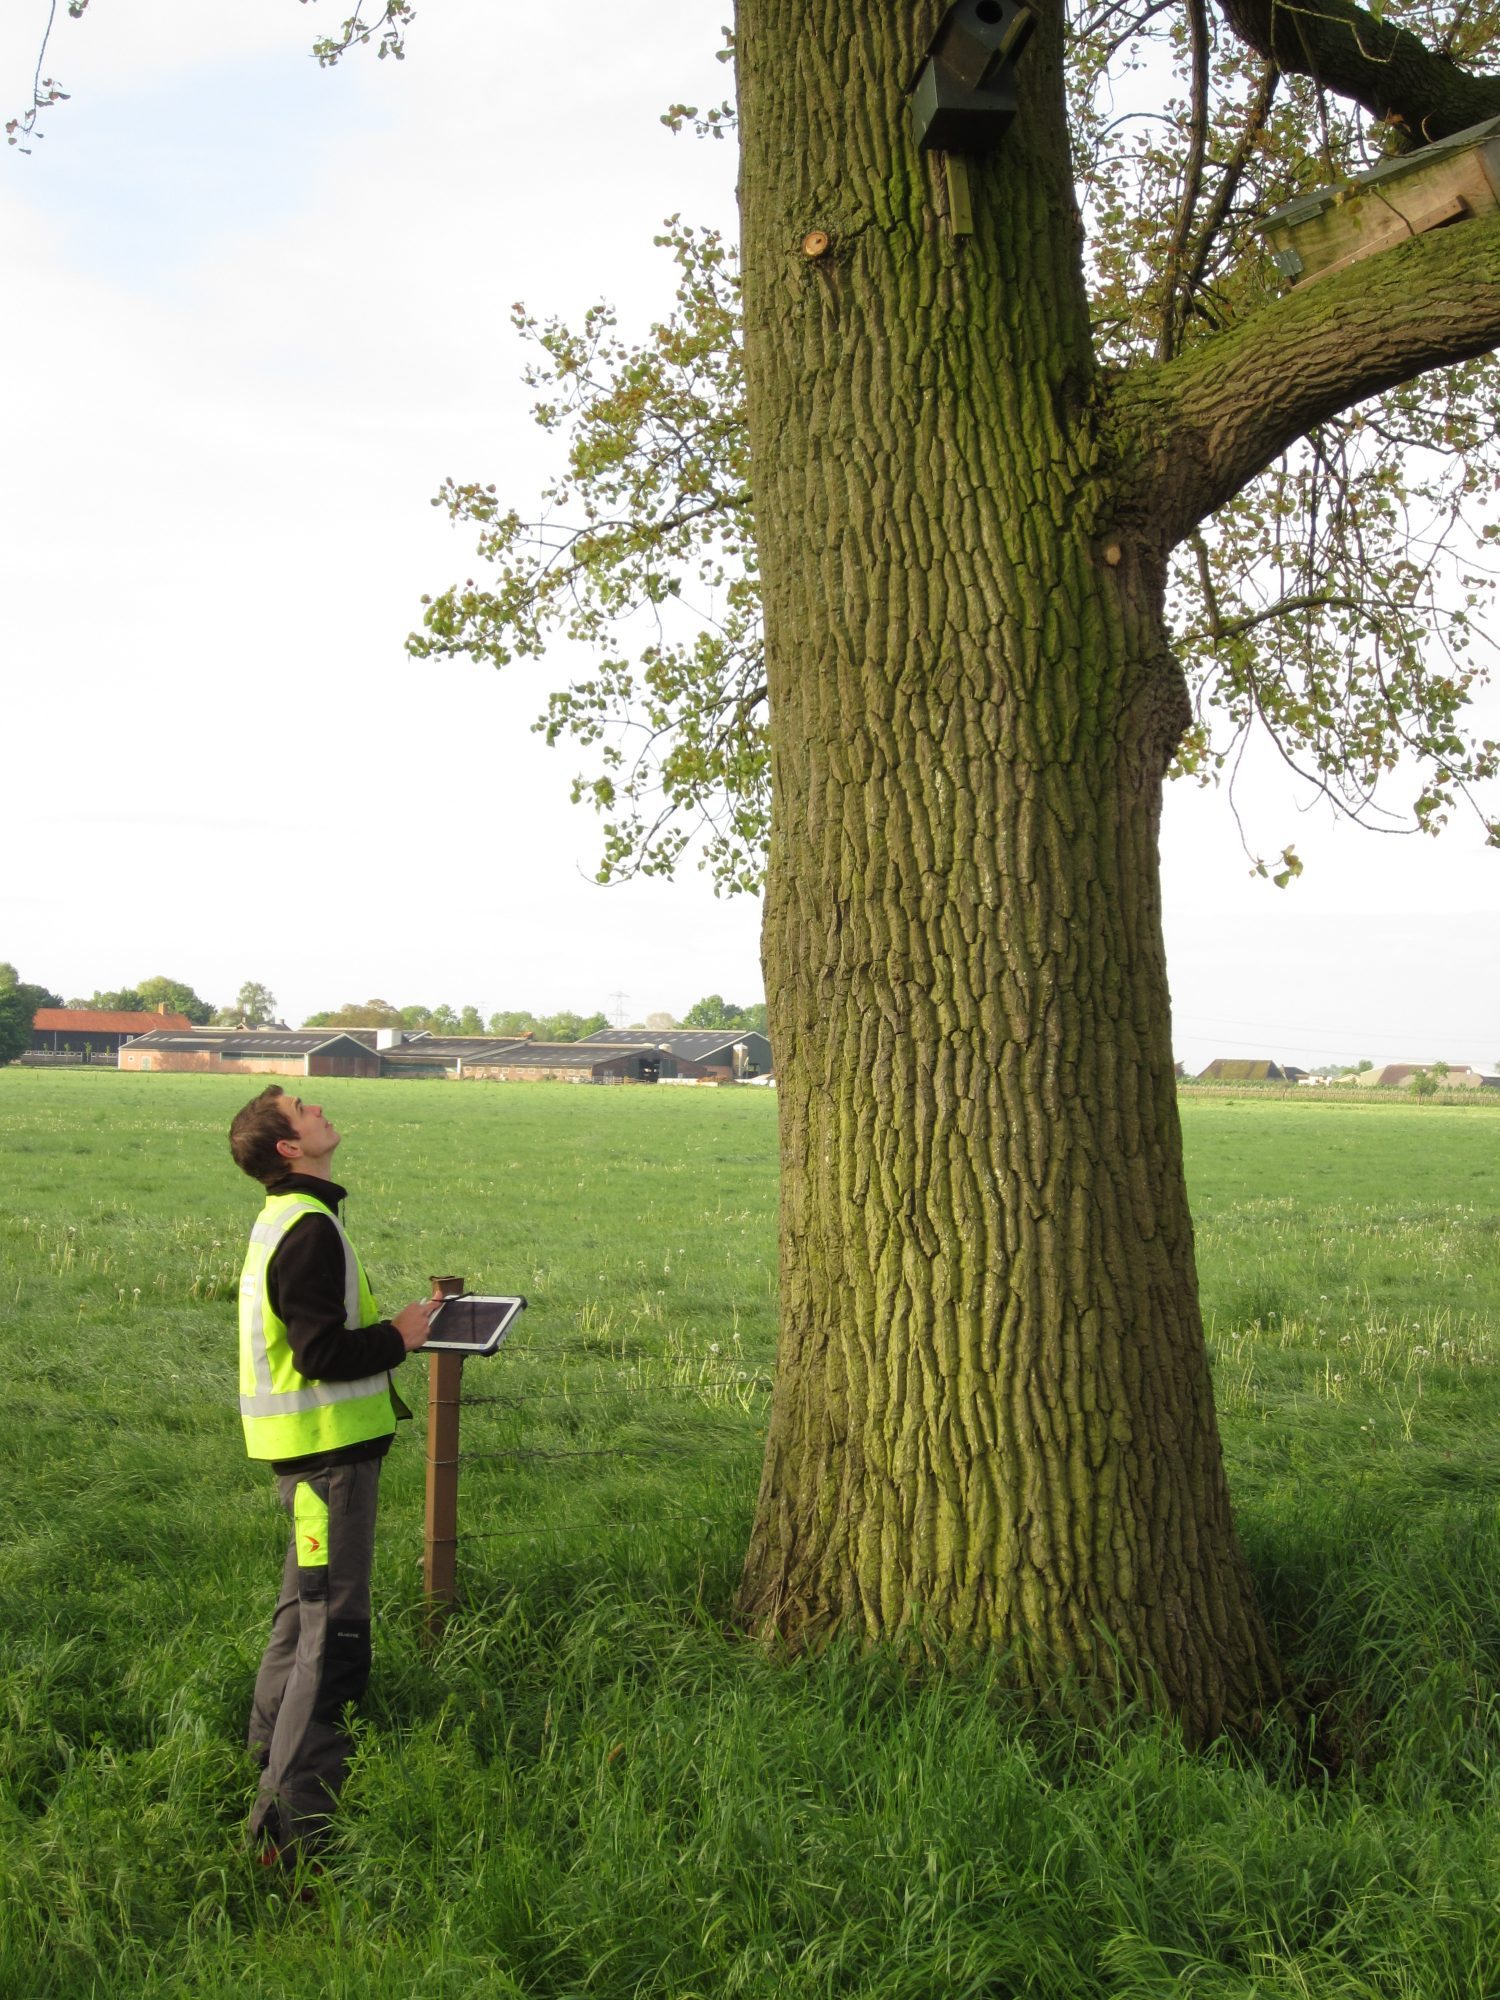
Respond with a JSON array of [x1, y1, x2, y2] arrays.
[[238, 1191, 398, 1461]]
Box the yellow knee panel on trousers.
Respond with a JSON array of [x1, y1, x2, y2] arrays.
[[293, 1482, 330, 1569]]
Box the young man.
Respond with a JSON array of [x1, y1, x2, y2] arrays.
[[229, 1084, 437, 1865]]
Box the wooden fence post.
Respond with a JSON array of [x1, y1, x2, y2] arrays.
[[423, 1275, 466, 1630]]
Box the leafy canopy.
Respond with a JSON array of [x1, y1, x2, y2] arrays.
[[0, 964, 38, 1066], [682, 993, 767, 1032], [301, 999, 612, 1042], [408, 7, 1499, 889], [409, 212, 763, 897], [216, 981, 278, 1027]]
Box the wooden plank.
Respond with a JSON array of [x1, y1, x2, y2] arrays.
[[423, 1275, 466, 1633], [1305, 189, 1468, 283], [1267, 127, 1500, 282], [945, 153, 974, 237]]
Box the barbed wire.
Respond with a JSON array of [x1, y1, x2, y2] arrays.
[[457, 1441, 720, 1465], [460, 1379, 771, 1407], [453, 1513, 727, 1546]]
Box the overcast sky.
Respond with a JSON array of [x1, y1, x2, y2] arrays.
[[2, 2, 1496, 1070]]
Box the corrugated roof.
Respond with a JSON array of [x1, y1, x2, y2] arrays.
[[219, 1032, 373, 1056], [477, 1041, 659, 1069], [120, 1029, 371, 1056], [379, 1040, 531, 1067], [576, 1028, 768, 1057], [387, 1037, 532, 1058], [117, 1030, 222, 1049], [34, 1008, 195, 1034], [1197, 1058, 1284, 1082]]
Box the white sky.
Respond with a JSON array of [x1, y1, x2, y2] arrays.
[[2, 1, 1496, 1070]]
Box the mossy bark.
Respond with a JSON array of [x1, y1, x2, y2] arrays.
[[733, 0, 1279, 1734]]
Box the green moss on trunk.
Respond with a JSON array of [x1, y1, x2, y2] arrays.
[[734, 0, 1278, 1736]]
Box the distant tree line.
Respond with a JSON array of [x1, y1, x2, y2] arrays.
[[302, 999, 613, 1041], [300, 995, 768, 1040], [0, 964, 57, 1065], [0, 968, 279, 1051], [679, 995, 767, 1033], [0, 961, 767, 1064], [64, 977, 219, 1024]]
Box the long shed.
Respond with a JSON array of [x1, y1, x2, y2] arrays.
[[377, 1037, 532, 1078], [118, 1029, 379, 1078], [575, 1027, 773, 1079], [462, 1042, 714, 1084], [1196, 1058, 1287, 1083]]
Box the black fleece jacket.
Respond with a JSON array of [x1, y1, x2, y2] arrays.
[[262, 1171, 409, 1474]]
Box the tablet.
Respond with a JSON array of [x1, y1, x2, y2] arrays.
[[425, 1293, 527, 1356]]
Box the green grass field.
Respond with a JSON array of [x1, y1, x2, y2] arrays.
[[2, 1070, 1498, 1998]]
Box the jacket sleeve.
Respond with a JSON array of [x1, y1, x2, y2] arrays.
[[266, 1213, 407, 1382]]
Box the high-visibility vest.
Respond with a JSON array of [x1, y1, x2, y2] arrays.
[[238, 1191, 398, 1461]]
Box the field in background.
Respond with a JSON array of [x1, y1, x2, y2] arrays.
[[2, 1070, 1498, 1998]]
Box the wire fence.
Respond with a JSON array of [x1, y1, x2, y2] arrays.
[[427, 1350, 771, 1586]]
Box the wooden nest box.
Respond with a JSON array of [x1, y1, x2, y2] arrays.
[[1261, 114, 1500, 285]]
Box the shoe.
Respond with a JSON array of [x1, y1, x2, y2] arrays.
[[255, 1842, 322, 1902]]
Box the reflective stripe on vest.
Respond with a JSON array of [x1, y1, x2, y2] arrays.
[[238, 1192, 397, 1461]]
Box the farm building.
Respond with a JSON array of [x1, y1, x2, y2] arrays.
[[1358, 1063, 1498, 1090], [1196, 1058, 1288, 1083], [29, 1006, 194, 1060], [461, 1042, 716, 1084], [576, 1027, 773, 1080], [376, 1037, 532, 1079], [118, 1028, 380, 1078]]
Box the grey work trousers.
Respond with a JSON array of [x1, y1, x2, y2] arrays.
[[247, 1454, 381, 1856]]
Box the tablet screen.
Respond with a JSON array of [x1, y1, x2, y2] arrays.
[[426, 1294, 526, 1355]]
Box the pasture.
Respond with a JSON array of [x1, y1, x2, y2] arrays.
[[1, 1069, 1498, 1998]]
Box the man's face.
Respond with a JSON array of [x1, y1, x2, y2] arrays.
[[276, 1095, 341, 1169]]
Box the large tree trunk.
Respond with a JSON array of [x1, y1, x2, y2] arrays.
[[734, 0, 1279, 1736]]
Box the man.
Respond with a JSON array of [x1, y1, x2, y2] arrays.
[[229, 1084, 437, 1866]]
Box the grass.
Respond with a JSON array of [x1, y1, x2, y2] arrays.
[[1, 1070, 1498, 1997]]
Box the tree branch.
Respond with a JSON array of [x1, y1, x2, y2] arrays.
[[1177, 62, 1279, 306], [1214, 0, 1500, 140], [1114, 208, 1500, 547], [1157, 0, 1213, 361]]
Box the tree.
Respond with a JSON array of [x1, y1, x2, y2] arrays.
[[0, 965, 32, 1066], [731, 0, 1498, 1734], [134, 975, 215, 1025], [458, 1005, 485, 1035], [680, 994, 769, 1031], [72, 987, 144, 1013], [217, 981, 277, 1027], [644, 1010, 680, 1030], [1409, 1068, 1439, 1099], [0, 964, 62, 1020], [682, 993, 746, 1029], [535, 1010, 610, 1042], [488, 1009, 539, 1038], [303, 999, 404, 1028]]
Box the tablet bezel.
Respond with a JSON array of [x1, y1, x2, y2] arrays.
[[424, 1292, 528, 1356]]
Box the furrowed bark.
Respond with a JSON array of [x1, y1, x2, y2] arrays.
[[735, 0, 1279, 1735], [1214, 0, 1500, 140]]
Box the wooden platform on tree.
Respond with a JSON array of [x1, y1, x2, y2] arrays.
[[1262, 114, 1500, 284]]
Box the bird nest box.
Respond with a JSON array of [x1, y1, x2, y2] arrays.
[[1261, 113, 1500, 284]]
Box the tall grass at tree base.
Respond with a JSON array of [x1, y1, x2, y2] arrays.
[[1, 1071, 1497, 1998]]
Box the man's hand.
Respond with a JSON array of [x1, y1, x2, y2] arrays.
[[393, 1298, 440, 1352]]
